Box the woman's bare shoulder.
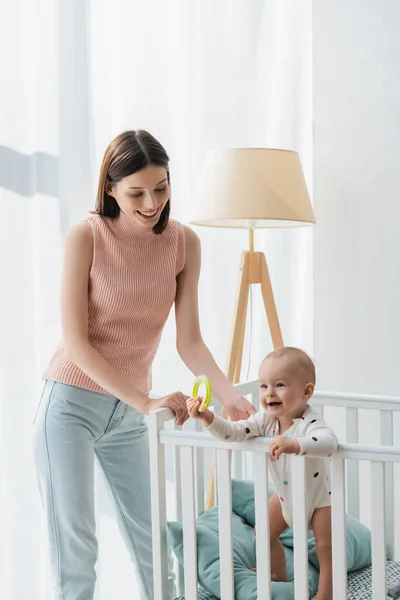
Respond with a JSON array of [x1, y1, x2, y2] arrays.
[[64, 220, 93, 263], [66, 220, 92, 243], [182, 224, 200, 254]]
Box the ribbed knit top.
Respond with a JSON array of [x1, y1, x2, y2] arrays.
[[44, 211, 186, 394]]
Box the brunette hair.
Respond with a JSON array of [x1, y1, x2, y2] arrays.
[[95, 129, 170, 234]]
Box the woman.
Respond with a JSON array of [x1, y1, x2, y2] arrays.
[[33, 130, 255, 600]]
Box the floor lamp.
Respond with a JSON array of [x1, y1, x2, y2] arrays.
[[190, 148, 315, 509]]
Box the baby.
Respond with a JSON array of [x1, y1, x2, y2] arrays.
[[187, 347, 337, 600]]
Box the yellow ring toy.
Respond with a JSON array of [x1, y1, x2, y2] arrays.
[[192, 375, 212, 412]]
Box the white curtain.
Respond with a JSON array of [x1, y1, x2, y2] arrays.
[[0, 0, 312, 597]]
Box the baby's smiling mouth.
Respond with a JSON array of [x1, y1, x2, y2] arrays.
[[267, 401, 282, 407]]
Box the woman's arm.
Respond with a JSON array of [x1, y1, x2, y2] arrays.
[[175, 226, 255, 420], [60, 222, 188, 422]]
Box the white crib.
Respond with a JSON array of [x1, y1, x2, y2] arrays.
[[149, 380, 400, 600]]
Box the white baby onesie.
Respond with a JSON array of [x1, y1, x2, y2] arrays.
[[207, 405, 338, 528]]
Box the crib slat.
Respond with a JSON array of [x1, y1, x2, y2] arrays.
[[173, 424, 184, 595], [291, 456, 309, 600], [346, 407, 359, 519], [241, 393, 258, 480], [216, 449, 234, 599], [232, 449, 243, 479], [251, 391, 260, 411], [194, 420, 204, 516], [181, 446, 198, 600], [245, 450, 253, 479], [331, 457, 347, 600], [380, 410, 394, 559], [253, 452, 271, 599], [213, 448, 218, 505], [173, 424, 183, 522], [371, 461, 387, 599], [149, 413, 169, 600]]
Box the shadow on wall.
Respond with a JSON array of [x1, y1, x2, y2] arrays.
[[0, 145, 59, 197]]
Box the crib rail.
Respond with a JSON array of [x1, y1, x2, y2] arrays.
[[312, 390, 400, 562], [149, 386, 400, 600]]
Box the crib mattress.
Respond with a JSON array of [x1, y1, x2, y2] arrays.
[[175, 560, 400, 600], [347, 560, 400, 599]]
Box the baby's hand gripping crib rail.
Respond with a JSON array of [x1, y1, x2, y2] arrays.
[[149, 381, 400, 600]]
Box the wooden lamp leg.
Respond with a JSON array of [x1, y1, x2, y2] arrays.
[[260, 254, 283, 349], [225, 252, 250, 382], [205, 253, 250, 509]]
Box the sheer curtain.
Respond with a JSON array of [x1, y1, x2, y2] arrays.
[[0, 0, 312, 597]]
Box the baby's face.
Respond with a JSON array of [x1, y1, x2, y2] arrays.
[[258, 356, 312, 420]]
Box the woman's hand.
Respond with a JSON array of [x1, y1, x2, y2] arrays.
[[223, 396, 256, 421], [152, 392, 190, 426]]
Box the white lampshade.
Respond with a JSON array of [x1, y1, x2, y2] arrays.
[[190, 148, 315, 228]]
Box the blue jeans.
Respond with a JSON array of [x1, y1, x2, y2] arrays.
[[33, 380, 165, 600]]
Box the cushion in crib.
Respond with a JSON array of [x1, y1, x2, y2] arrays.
[[168, 507, 320, 599], [174, 559, 400, 600], [231, 478, 372, 572], [167, 479, 372, 600]]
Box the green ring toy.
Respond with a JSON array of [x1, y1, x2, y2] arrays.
[[192, 375, 212, 412]]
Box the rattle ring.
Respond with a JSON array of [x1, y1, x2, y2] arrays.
[[192, 375, 212, 412]]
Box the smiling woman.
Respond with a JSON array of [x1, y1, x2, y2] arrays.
[[94, 130, 171, 234], [32, 129, 255, 600], [110, 166, 169, 224]]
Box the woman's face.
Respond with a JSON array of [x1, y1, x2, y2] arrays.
[[108, 164, 170, 229]]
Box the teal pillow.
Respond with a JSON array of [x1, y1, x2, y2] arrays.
[[167, 506, 319, 600], [230, 478, 372, 572], [167, 479, 372, 600]]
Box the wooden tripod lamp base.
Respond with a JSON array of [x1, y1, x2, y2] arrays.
[[205, 229, 284, 510], [225, 229, 283, 384]]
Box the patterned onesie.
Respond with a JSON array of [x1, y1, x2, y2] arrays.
[[207, 405, 338, 528]]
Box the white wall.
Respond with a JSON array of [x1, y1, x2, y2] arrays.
[[313, 1, 400, 399]]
